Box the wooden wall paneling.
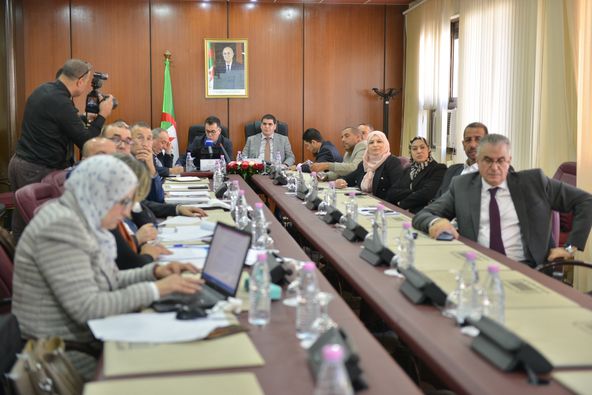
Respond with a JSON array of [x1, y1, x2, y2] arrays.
[[150, 1, 228, 154], [385, 5, 405, 155], [70, 0, 151, 129], [228, 3, 304, 162], [303, 4, 385, 162], [17, 0, 70, 137]]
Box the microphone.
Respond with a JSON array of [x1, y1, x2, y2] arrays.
[[205, 139, 214, 158], [218, 142, 231, 163]]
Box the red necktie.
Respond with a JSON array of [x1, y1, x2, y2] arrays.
[[489, 187, 506, 255]]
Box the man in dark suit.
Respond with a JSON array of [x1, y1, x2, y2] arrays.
[[435, 122, 488, 198], [215, 46, 244, 74], [300, 128, 342, 172], [413, 134, 592, 267], [178, 115, 233, 169], [214, 46, 245, 90]]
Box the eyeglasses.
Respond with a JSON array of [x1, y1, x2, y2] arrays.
[[205, 129, 219, 135], [107, 135, 133, 146], [480, 157, 509, 167], [77, 63, 92, 80], [116, 197, 133, 207]]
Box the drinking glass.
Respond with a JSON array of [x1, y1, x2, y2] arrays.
[[282, 261, 304, 307], [384, 237, 403, 277], [311, 292, 337, 336]]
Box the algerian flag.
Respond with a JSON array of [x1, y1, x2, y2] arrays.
[[208, 42, 214, 89], [160, 57, 179, 160]]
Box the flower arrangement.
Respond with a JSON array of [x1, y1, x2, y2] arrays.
[[227, 160, 265, 179]]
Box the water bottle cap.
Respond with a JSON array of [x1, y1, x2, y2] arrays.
[[239, 190, 245, 196], [302, 262, 316, 272], [322, 344, 344, 362], [255, 202, 263, 209], [232, 180, 239, 186], [329, 181, 335, 187], [296, 163, 302, 171], [376, 203, 384, 211], [349, 192, 356, 197], [402, 222, 412, 229], [258, 253, 267, 262], [311, 172, 317, 177], [487, 264, 500, 273], [465, 251, 477, 261]]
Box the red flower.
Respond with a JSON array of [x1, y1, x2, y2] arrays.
[[228, 161, 238, 171], [255, 162, 264, 171], [241, 162, 250, 170]]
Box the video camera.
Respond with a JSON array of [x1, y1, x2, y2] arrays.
[[85, 72, 118, 114]]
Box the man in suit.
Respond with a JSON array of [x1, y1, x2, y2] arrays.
[[152, 127, 183, 177], [311, 126, 367, 181], [357, 123, 373, 140], [435, 122, 488, 198], [214, 47, 244, 90], [176, 116, 233, 169], [300, 128, 342, 172], [413, 134, 592, 267], [242, 114, 295, 166]]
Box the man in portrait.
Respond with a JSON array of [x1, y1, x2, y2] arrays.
[[213, 45, 245, 90]]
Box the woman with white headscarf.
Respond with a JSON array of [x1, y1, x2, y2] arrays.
[[335, 131, 404, 200], [386, 136, 446, 213], [12, 155, 203, 379]]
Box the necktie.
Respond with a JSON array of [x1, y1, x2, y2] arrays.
[[264, 137, 271, 162], [226, 64, 230, 72], [488, 187, 506, 255]]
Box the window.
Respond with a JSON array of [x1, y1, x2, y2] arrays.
[[449, 19, 459, 108]]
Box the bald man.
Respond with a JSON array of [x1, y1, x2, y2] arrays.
[[81, 137, 116, 158]]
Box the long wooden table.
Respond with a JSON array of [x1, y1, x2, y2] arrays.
[[95, 175, 420, 395], [252, 174, 592, 395]]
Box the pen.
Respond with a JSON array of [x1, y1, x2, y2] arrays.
[[170, 244, 210, 248]]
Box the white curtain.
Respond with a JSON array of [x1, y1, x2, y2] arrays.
[[402, 0, 457, 162]]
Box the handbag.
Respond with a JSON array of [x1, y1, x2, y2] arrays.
[[8, 337, 84, 395]]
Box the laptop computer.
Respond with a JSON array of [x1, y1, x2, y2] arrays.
[[154, 222, 252, 309]]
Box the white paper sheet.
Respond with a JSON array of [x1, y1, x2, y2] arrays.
[[165, 184, 209, 190], [167, 176, 201, 182], [88, 311, 229, 343], [158, 226, 213, 242], [158, 246, 209, 262], [167, 190, 210, 197], [165, 197, 211, 205], [160, 216, 202, 226]]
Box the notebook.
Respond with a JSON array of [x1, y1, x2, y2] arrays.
[[155, 222, 252, 308]]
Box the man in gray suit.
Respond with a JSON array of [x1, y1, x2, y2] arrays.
[[413, 134, 592, 267], [435, 122, 488, 198], [242, 114, 295, 166], [310, 126, 367, 181]]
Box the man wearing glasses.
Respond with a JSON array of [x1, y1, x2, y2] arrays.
[[178, 116, 233, 169], [152, 127, 184, 177], [413, 134, 592, 267], [435, 122, 488, 198], [8, 58, 114, 239]]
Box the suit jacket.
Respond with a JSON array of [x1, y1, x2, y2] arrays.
[[412, 169, 592, 267], [435, 163, 464, 198], [302, 141, 343, 172], [326, 140, 367, 180], [342, 155, 404, 201], [183, 134, 233, 169], [386, 161, 446, 213], [243, 133, 295, 166], [215, 62, 244, 75]]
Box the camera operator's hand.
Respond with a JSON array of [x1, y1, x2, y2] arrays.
[[98, 95, 114, 119]]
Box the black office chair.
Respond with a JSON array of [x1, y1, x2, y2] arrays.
[[187, 124, 229, 147], [536, 259, 592, 294], [244, 120, 288, 139]]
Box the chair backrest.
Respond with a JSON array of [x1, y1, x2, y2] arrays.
[[551, 161, 577, 246], [0, 245, 13, 307], [244, 120, 288, 139], [397, 156, 411, 169], [187, 124, 229, 147], [552, 161, 577, 186], [14, 183, 61, 224], [41, 170, 68, 194]]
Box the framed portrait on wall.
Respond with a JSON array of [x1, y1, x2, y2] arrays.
[[205, 39, 248, 98]]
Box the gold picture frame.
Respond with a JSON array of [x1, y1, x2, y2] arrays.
[[205, 39, 248, 98]]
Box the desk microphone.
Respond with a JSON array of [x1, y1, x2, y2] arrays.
[[205, 139, 214, 158], [218, 142, 231, 163]]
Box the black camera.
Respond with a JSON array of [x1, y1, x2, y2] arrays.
[[85, 72, 118, 114]]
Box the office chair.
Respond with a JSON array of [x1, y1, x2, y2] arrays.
[[0, 246, 13, 314], [41, 170, 68, 194], [14, 183, 61, 224], [187, 124, 229, 147], [536, 259, 592, 294], [244, 120, 288, 139], [397, 156, 411, 169], [550, 162, 577, 247]]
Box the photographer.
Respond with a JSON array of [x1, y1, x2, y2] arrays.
[[8, 58, 114, 239]]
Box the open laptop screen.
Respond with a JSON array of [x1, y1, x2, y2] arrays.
[[201, 223, 252, 296]]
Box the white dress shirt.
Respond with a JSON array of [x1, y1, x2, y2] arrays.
[[477, 179, 525, 261], [258, 133, 275, 161], [460, 161, 479, 175]]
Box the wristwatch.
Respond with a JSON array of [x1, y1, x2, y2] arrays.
[[564, 244, 576, 255]]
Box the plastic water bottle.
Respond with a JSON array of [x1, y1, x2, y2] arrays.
[[456, 251, 481, 324], [234, 190, 251, 230], [212, 160, 224, 192], [346, 192, 358, 222], [483, 264, 505, 324], [236, 150, 244, 162], [185, 152, 196, 172], [306, 172, 319, 201], [314, 344, 354, 395], [252, 202, 268, 250], [296, 262, 320, 341], [274, 151, 282, 168], [219, 155, 227, 176], [229, 180, 240, 212], [326, 181, 337, 208], [397, 222, 415, 270], [249, 252, 271, 326], [373, 203, 387, 243]]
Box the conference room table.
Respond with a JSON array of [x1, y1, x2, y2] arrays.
[[95, 175, 420, 395], [251, 174, 592, 395]]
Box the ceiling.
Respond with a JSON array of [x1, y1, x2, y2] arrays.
[[189, 0, 413, 5]]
